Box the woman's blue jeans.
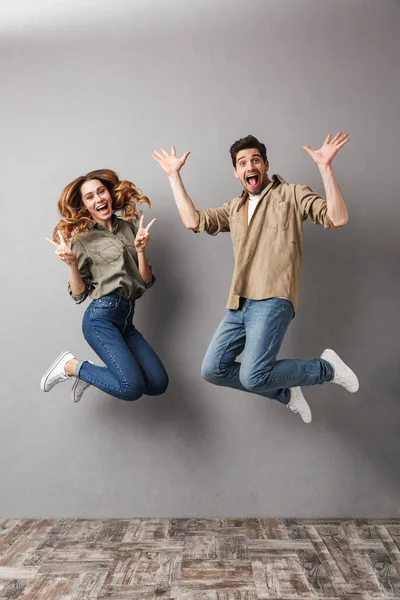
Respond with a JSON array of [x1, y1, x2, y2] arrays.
[[76, 294, 169, 401]]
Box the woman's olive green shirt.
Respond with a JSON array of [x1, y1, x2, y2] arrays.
[[68, 214, 155, 304]]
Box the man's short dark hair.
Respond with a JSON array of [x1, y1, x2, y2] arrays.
[[229, 135, 268, 167]]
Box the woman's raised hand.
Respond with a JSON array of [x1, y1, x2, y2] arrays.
[[134, 215, 156, 253], [45, 232, 78, 266]]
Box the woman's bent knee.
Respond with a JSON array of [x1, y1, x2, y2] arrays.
[[151, 374, 169, 396], [119, 382, 145, 401]]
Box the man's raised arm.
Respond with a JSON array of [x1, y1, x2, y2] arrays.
[[303, 132, 350, 227], [152, 146, 199, 230]]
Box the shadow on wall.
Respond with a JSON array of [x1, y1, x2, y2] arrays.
[[87, 225, 219, 459], [293, 212, 400, 493], [87, 203, 400, 493], [93, 377, 218, 463]]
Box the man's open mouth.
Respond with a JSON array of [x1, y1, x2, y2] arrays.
[[246, 174, 259, 188]]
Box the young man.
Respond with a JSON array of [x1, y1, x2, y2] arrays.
[[152, 132, 358, 423]]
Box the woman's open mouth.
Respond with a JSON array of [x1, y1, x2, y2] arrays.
[[96, 203, 110, 215]]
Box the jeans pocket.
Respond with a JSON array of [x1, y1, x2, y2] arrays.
[[92, 296, 120, 311]]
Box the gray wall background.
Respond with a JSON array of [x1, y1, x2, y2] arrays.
[[1, 0, 399, 518]]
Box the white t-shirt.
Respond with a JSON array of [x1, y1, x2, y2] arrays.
[[248, 194, 262, 224]]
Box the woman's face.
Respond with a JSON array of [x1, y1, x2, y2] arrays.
[[80, 179, 113, 225]]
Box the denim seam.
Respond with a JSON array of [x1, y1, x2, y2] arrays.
[[123, 302, 133, 335], [259, 371, 323, 384], [216, 325, 245, 376], [247, 365, 329, 390], [88, 313, 130, 395], [255, 304, 293, 378]]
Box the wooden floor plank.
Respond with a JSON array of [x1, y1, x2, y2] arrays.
[[0, 518, 398, 598]]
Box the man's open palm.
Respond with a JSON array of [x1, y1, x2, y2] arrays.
[[303, 132, 350, 166], [152, 146, 190, 176]]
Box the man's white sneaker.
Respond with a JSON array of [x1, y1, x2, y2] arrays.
[[71, 361, 94, 403], [40, 351, 74, 392], [321, 349, 359, 393], [287, 387, 312, 423]]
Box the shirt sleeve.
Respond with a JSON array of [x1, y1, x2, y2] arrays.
[[143, 272, 156, 289], [68, 238, 93, 304], [294, 184, 337, 229], [192, 201, 232, 235]]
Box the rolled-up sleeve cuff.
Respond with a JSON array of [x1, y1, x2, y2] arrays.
[[68, 284, 88, 304], [312, 203, 342, 229], [191, 210, 205, 233], [323, 213, 342, 229], [144, 273, 156, 289]]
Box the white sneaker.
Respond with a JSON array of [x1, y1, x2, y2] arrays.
[[287, 387, 312, 423], [71, 361, 94, 403], [41, 351, 74, 392], [71, 380, 91, 403], [321, 349, 359, 393]]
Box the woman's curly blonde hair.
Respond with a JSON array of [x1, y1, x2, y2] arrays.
[[53, 169, 151, 242]]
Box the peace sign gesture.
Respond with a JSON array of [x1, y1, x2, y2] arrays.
[[134, 215, 156, 253], [45, 231, 78, 266]]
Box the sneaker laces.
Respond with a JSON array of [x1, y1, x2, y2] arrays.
[[334, 373, 348, 385]]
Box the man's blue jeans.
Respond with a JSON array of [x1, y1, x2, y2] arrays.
[[75, 294, 169, 401], [201, 298, 333, 404]]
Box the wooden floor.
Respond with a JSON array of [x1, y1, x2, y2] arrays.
[[0, 518, 400, 599]]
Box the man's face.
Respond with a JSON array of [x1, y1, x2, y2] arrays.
[[233, 148, 270, 195]]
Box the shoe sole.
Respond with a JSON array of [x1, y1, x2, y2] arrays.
[[40, 351, 71, 392], [289, 407, 312, 424], [322, 349, 359, 393], [71, 378, 79, 403], [71, 361, 93, 403], [71, 379, 90, 403], [289, 390, 312, 423]]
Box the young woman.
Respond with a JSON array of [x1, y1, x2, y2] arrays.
[[41, 169, 169, 403]]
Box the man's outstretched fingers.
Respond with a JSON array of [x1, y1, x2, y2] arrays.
[[331, 132, 342, 144]]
